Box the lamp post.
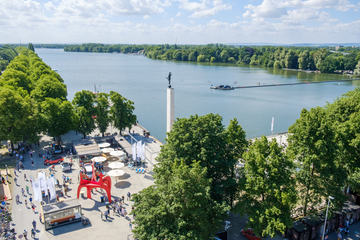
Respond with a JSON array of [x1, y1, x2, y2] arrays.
[[322, 196, 334, 240]]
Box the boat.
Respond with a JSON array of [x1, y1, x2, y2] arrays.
[[210, 85, 234, 90]]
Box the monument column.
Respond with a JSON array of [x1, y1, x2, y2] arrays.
[[166, 72, 174, 133]]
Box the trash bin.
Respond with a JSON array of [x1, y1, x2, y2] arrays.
[[101, 196, 105, 202]]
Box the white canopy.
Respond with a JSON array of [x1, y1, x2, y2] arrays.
[[110, 150, 125, 156], [101, 148, 113, 153], [108, 162, 125, 169], [92, 156, 107, 163], [98, 142, 111, 148], [107, 170, 125, 177]]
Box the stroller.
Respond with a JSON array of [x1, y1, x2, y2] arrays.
[[82, 217, 90, 226]]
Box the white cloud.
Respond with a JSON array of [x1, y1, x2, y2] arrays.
[[170, 18, 174, 22], [176, 12, 182, 17], [176, 0, 231, 18], [190, 20, 194, 23], [143, 15, 151, 19], [207, 19, 228, 28]]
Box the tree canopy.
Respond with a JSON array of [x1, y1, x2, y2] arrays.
[[109, 91, 136, 135], [132, 160, 230, 240]]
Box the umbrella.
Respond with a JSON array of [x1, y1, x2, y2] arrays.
[[107, 170, 125, 177], [92, 156, 107, 163], [101, 148, 113, 153], [98, 142, 111, 148], [108, 162, 125, 169], [110, 150, 125, 156]]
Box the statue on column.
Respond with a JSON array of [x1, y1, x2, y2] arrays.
[[166, 72, 172, 88]]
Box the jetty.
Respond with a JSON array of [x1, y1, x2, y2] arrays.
[[233, 78, 360, 89]]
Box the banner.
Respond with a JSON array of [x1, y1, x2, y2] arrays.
[[132, 144, 136, 161], [47, 178, 56, 201], [142, 143, 146, 160], [271, 117, 274, 132], [32, 180, 42, 202], [38, 172, 47, 196], [137, 140, 142, 160]]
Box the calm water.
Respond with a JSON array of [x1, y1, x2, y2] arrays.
[[36, 48, 359, 142]]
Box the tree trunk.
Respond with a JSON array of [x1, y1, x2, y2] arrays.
[[83, 132, 86, 139], [102, 132, 104, 137]]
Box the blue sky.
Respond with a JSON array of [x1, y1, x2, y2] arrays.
[[0, 0, 359, 44]]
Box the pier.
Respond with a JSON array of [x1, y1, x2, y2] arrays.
[[233, 78, 360, 89]]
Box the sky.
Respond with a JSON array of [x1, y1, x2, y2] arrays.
[[0, 0, 360, 45]]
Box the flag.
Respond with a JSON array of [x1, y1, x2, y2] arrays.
[[271, 117, 274, 132], [32, 180, 42, 202]]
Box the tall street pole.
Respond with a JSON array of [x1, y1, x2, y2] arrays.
[[322, 196, 334, 240]]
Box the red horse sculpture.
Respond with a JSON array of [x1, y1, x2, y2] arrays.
[[77, 160, 112, 203]]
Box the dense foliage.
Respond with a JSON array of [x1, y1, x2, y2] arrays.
[[0, 45, 18, 74], [64, 43, 360, 73], [132, 160, 230, 240]]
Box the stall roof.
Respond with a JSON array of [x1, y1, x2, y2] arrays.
[[292, 221, 309, 233], [43, 199, 80, 215], [336, 201, 360, 215], [73, 139, 101, 156]]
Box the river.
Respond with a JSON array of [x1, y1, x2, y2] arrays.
[[36, 48, 359, 142]]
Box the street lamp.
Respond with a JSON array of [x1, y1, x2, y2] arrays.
[[322, 196, 334, 240]]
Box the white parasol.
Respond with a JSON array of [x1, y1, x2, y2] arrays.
[[107, 170, 125, 177], [98, 142, 111, 148], [101, 148, 113, 153], [92, 156, 107, 163], [110, 150, 125, 156], [108, 162, 125, 169]]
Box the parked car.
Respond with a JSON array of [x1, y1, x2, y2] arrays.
[[52, 145, 64, 155], [61, 162, 71, 172], [241, 228, 261, 240], [44, 156, 64, 165]]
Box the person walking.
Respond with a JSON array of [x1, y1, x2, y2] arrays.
[[29, 196, 33, 204], [122, 195, 125, 202], [31, 160, 34, 168], [39, 213, 42, 223], [127, 192, 131, 201], [16, 194, 20, 204], [104, 210, 108, 220], [32, 220, 36, 231], [337, 231, 342, 240], [31, 228, 36, 238], [14, 176, 17, 185], [25, 199, 28, 208], [23, 230, 28, 240], [32, 203, 35, 213], [21, 188, 25, 196], [24, 173, 27, 181], [6, 174, 8, 184], [26, 185, 29, 194], [129, 220, 132, 229]]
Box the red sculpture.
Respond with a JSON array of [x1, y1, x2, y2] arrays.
[[77, 160, 112, 203]]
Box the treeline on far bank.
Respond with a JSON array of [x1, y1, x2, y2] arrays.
[[63, 43, 360, 74]]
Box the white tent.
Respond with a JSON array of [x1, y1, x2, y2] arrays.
[[132, 144, 136, 161]]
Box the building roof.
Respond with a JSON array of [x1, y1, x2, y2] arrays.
[[73, 139, 101, 156], [43, 198, 81, 214], [292, 221, 309, 233]]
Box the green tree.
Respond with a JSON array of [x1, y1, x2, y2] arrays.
[[132, 160, 230, 240], [109, 91, 136, 135], [72, 90, 97, 138], [0, 87, 35, 146], [235, 136, 296, 237], [287, 107, 347, 216], [95, 93, 110, 137], [0, 69, 32, 93], [319, 56, 338, 73], [197, 54, 205, 62], [353, 61, 360, 76], [28, 43, 35, 52], [210, 57, 216, 63], [30, 76, 67, 102], [298, 50, 310, 70], [39, 98, 77, 144], [220, 50, 229, 63], [156, 113, 241, 205]]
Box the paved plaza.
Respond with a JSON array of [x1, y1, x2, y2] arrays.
[[10, 124, 161, 240]]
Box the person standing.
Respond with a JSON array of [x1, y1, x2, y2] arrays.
[[24, 173, 27, 181], [14, 176, 17, 185], [127, 192, 131, 201], [25, 199, 28, 208], [21, 188, 25, 196], [26, 185, 29, 194], [104, 210, 108, 220], [346, 219, 349, 228], [23, 230, 28, 240], [129, 220, 132, 229], [5, 165, 8, 175], [5, 174, 8, 184], [32, 203, 35, 213], [344, 227, 349, 236], [31, 160, 34, 168], [122, 196, 125, 202]]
